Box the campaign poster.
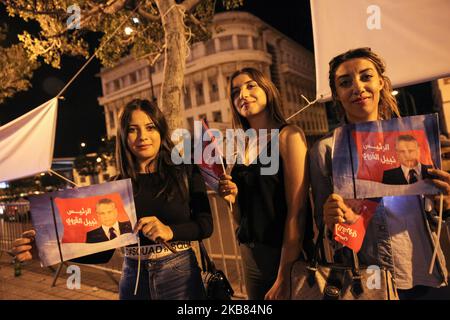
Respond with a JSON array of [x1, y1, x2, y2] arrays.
[[333, 114, 441, 199], [29, 179, 138, 267]]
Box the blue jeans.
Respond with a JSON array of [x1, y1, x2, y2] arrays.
[[119, 249, 206, 300]]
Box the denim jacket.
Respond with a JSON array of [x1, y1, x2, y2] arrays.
[[309, 132, 448, 286]]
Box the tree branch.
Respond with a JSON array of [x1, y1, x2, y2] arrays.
[[0, 0, 66, 16], [102, 0, 127, 14], [187, 12, 208, 35], [181, 0, 210, 35], [181, 0, 205, 13], [34, 0, 129, 38], [138, 7, 160, 21]]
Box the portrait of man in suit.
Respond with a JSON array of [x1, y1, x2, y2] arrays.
[[382, 134, 433, 185], [86, 198, 132, 243]]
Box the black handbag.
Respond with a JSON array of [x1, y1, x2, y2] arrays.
[[291, 225, 398, 300], [199, 241, 234, 300]]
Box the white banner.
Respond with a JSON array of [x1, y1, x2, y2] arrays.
[[0, 98, 58, 182], [311, 0, 450, 101]]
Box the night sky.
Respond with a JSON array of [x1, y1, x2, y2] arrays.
[[0, 0, 434, 157]]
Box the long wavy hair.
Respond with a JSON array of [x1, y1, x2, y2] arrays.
[[228, 68, 287, 130], [115, 99, 188, 200], [328, 47, 400, 120]]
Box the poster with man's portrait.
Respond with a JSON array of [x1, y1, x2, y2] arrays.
[[332, 114, 441, 199], [29, 179, 138, 267]]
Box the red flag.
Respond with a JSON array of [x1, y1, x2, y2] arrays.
[[197, 119, 225, 192], [333, 199, 379, 252]]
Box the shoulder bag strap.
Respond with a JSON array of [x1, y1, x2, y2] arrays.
[[350, 249, 364, 298], [305, 224, 327, 286], [199, 240, 216, 273]]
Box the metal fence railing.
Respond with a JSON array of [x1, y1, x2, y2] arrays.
[[204, 191, 247, 299], [0, 202, 32, 254]]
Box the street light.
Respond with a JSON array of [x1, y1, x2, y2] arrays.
[[124, 27, 134, 35], [81, 142, 86, 148], [96, 157, 102, 163]]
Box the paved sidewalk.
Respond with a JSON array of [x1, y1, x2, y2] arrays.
[[0, 253, 119, 300], [0, 250, 246, 300]]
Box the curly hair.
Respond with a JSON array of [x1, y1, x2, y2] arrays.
[[328, 47, 400, 120]]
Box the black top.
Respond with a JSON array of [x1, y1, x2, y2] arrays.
[[231, 127, 287, 247], [134, 164, 213, 245]]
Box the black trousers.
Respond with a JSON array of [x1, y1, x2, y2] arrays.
[[239, 242, 281, 300], [398, 285, 450, 300]]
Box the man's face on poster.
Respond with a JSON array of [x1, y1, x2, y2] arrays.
[[396, 140, 420, 168], [96, 202, 118, 227]]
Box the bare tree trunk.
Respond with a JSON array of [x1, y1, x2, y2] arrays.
[[155, 0, 187, 132]]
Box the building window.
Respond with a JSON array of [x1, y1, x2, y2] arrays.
[[252, 36, 262, 50], [183, 85, 192, 109], [187, 117, 194, 132], [195, 82, 205, 106], [129, 72, 137, 85], [103, 174, 110, 181], [138, 68, 146, 81], [285, 81, 292, 102], [219, 36, 233, 51], [209, 77, 219, 102], [113, 79, 120, 91], [237, 35, 249, 49], [205, 39, 216, 55], [109, 110, 115, 130], [106, 82, 113, 94], [80, 176, 86, 183], [212, 111, 222, 123]]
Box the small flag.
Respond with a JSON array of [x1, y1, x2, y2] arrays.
[[196, 119, 225, 193]]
